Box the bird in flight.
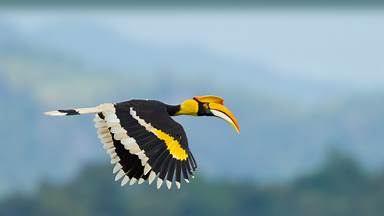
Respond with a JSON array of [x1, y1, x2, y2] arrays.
[[45, 95, 240, 190]]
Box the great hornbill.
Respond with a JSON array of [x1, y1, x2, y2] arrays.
[[45, 95, 240, 189]]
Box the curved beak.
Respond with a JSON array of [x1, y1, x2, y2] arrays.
[[208, 103, 240, 134]]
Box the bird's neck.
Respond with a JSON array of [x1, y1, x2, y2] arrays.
[[165, 104, 181, 116]]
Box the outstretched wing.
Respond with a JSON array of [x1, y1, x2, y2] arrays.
[[95, 101, 197, 190]]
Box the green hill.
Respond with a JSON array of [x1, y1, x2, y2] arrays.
[[1, 152, 383, 216]]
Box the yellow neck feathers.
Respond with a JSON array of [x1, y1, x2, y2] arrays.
[[175, 99, 198, 116]]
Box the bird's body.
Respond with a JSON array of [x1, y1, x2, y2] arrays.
[[45, 96, 239, 190]]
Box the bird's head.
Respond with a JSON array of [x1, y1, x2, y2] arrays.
[[174, 95, 240, 134]]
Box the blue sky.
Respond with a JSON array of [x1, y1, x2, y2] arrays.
[[4, 10, 384, 89]]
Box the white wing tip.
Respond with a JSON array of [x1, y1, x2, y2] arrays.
[[166, 180, 172, 190], [138, 178, 145, 184], [148, 171, 156, 185], [157, 178, 163, 189], [121, 176, 129, 186], [129, 178, 137, 185]]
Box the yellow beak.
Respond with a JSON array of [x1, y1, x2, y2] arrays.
[[208, 103, 240, 134]]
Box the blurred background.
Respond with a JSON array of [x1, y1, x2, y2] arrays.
[[1, 1, 384, 215]]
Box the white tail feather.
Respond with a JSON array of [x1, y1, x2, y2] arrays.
[[44, 106, 101, 116], [44, 111, 67, 116]]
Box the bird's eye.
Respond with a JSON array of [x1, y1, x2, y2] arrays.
[[203, 103, 209, 110]]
